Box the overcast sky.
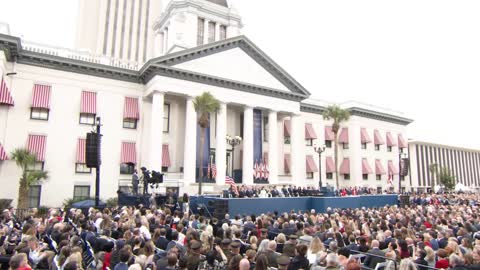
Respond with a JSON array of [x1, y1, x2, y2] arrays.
[[1, 0, 479, 149]]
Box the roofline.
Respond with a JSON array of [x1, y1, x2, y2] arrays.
[[144, 35, 311, 97], [408, 140, 480, 153], [300, 103, 414, 126]]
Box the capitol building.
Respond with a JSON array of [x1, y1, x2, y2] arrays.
[[2, 0, 460, 207]]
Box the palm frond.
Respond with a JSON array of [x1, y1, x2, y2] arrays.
[[26, 170, 48, 186], [10, 148, 36, 168]]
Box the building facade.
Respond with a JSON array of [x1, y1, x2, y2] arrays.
[[0, 0, 413, 207], [408, 141, 480, 192]]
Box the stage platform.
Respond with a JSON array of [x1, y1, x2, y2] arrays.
[[190, 195, 398, 218]]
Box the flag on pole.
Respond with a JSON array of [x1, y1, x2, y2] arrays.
[[263, 159, 269, 180], [211, 163, 217, 179], [254, 160, 259, 179], [387, 174, 393, 185], [225, 175, 238, 196]]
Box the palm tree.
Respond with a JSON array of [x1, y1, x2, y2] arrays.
[[193, 92, 220, 195], [11, 148, 48, 208], [429, 163, 438, 190], [322, 105, 350, 189]]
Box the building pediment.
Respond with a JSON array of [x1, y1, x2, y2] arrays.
[[141, 36, 310, 99]]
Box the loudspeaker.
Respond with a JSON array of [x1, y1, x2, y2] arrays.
[[213, 200, 229, 219], [86, 132, 102, 168], [399, 195, 410, 207], [400, 158, 410, 176]]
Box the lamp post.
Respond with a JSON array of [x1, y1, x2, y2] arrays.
[[226, 135, 242, 181], [399, 151, 407, 194], [314, 143, 326, 188]]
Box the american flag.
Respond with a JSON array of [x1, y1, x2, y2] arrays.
[[211, 163, 217, 178], [259, 162, 265, 179], [387, 174, 393, 185], [207, 163, 211, 179], [254, 161, 260, 179], [263, 159, 269, 180], [225, 176, 239, 195]]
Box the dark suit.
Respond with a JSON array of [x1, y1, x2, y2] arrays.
[[155, 236, 169, 250], [414, 258, 428, 270], [364, 248, 385, 270], [166, 241, 186, 257], [438, 238, 448, 249], [265, 249, 280, 268]]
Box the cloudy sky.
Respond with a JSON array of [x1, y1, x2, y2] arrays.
[[1, 0, 479, 149]]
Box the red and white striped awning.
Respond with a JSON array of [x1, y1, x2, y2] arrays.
[[162, 144, 171, 167], [76, 138, 86, 163], [398, 134, 407, 148], [0, 142, 8, 160], [326, 157, 336, 173], [305, 123, 317, 139], [31, 84, 51, 109], [338, 128, 349, 143], [325, 126, 334, 141], [375, 159, 386, 175], [80, 91, 97, 114], [0, 78, 14, 106], [284, 120, 291, 137], [284, 153, 291, 174], [360, 128, 371, 143], [374, 130, 384, 145], [388, 160, 398, 175], [123, 97, 139, 120], [362, 158, 373, 174], [306, 155, 318, 173], [340, 158, 350, 174], [27, 135, 47, 162], [121, 142, 137, 164], [386, 132, 396, 147]]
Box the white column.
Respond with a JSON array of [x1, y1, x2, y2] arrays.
[[204, 19, 209, 44], [215, 22, 220, 42], [149, 91, 164, 171], [242, 106, 254, 184], [290, 114, 306, 185], [268, 110, 279, 184], [216, 103, 227, 183], [153, 32, 163, 57], [183, 96, 197, 185]]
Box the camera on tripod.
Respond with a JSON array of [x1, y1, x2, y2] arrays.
[[140, 167, 164, 188]]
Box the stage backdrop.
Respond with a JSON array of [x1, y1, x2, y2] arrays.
[[253, 109, 262, 163]]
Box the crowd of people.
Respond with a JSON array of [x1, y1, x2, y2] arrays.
[[224, 185, 390, 198], [0, 193, 479, 270]]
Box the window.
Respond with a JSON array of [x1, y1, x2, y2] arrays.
[[30, 108, 49, 120], [325, 141, 332, 148], [375, 144, 380, 151], [362, 174, 368, 180], [284, 137, 291, 145], [75, 163, 92, 174], [361, 143, 367, 149], [28, 185, 41, 208], [240, 114, 244, 137], [120, 163, 135, 174], [208, 21, 216, 43], [344, 174, 350, 180], [80, 113, 96, 125], [400, 175, 405, 181], [197, 17, 205, 45], [400, 148, 404, 154], [263, 117, 268, 142], [376, 174, 381, 181], [306, 172, 314, 179], [123, 119, 137, 129], [387, 146, 392, 152], [401, 187, 406, 193], [163, 103, 170, 133], [26, 162, 44, 172], [306, 139, 313, 146], [162, 166, 168, 173], [73, 186, 90, 201], [377, 187, 382, 194], [326, 173, 333, 179], [219, 25, 227, 40], [342, 143, 349, 149]]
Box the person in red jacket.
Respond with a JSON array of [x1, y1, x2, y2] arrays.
[[435, 249, 450, 269]]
